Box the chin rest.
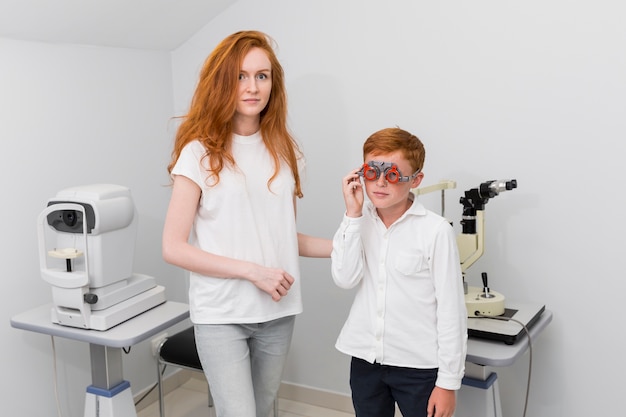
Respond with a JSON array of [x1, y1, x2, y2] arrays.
[[156, 326, 279, 417]]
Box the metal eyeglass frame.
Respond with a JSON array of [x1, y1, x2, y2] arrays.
[[357, 160, 420, 184]]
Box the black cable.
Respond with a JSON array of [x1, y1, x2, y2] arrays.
[[134, 364, 167, 406], [120, 344, 164, 407], [121, 344, 167, 407], [475, 314, 533, 417]]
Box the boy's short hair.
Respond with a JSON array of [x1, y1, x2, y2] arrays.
[[362, 127, 426, 173]]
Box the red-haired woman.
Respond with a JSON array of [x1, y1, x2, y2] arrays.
[[163, 31, 330, 417]]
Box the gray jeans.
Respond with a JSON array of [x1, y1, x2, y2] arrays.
[[194, 315, 295, 417]]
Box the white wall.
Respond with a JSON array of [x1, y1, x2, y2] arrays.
[[3, 1, 625, 416], [173, 1, 626, 416], [0, 38, 188, 415]]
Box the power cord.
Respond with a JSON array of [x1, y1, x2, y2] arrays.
[[121, 344, 167, 407], [133, 363, 167, 406], [474, 313, 533, 417], [50, 336, 63, 417]]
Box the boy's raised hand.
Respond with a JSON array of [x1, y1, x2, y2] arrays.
[[342, 169, 364, 218]]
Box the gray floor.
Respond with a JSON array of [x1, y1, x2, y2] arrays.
[[136, 377, 356, 417]]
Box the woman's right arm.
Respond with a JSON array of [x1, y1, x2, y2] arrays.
[[162, 175, 294, 301]]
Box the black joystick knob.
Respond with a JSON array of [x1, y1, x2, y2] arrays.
[[84, 293, 99, 304], [480, 272, 495, 299]]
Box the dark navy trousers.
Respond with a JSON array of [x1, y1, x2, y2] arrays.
[[350, 357, 437, 417]]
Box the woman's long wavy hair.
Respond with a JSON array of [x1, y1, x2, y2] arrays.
[[168, 31, 303, 198]]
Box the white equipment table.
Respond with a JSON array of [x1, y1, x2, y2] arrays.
[[11, 301, 190, 417], [459, 309, 553, 417]]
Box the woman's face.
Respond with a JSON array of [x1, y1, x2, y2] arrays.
[[235, 47, 272, 121]]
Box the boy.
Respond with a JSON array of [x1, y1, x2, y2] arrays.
[[331, 127, 467, 417]]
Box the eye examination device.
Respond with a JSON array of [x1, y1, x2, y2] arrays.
[[414, 178, 545, 343], [37, 184, 166, 331], [456, 179, 517, 317]]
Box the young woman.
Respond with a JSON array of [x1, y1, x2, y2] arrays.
[[162, 31, 330, 417]]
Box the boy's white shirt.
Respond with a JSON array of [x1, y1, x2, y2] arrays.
[[331, 194, 467, 390]]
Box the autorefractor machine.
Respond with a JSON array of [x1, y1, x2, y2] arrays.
[[37, 184, 166, 331]]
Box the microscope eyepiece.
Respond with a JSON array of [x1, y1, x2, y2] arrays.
[[506, 179, 517, 190], [485, 179, 517, 196]]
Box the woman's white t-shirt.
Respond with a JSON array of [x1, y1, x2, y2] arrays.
[[171, 132, 303, 324]]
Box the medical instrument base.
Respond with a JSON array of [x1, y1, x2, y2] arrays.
[[84, 381, 137, 417], [457, 371, 502, 417]]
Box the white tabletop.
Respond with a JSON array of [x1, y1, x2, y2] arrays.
[[10, 301, 190, 348], [466, 309, 552, 367]]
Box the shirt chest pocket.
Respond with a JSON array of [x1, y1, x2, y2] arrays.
[[394, 252, 430, 277]]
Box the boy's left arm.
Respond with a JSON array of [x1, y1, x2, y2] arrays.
[[431, 222, 468, 413]]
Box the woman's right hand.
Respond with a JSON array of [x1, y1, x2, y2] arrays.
[[164, 175, 295, 302], [248, 265, 295, 302]]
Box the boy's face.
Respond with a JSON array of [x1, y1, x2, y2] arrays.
[[363, 150, 424, 214]]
